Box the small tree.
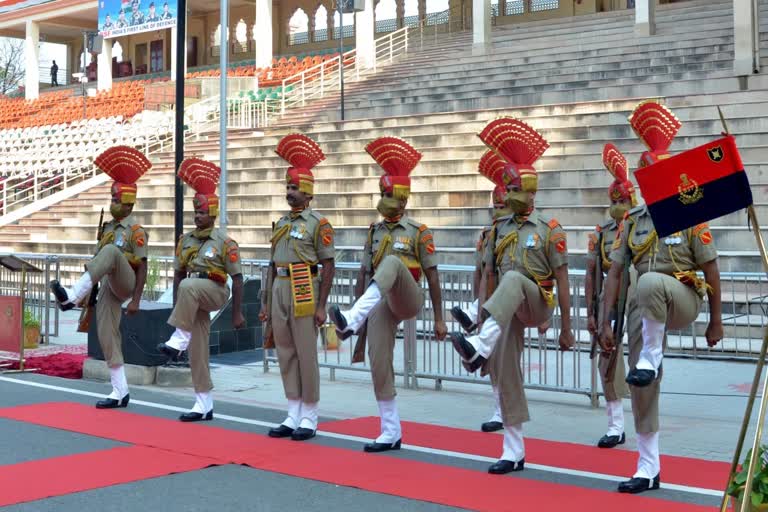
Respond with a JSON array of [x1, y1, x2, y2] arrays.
[[0, 38, 24, 95]]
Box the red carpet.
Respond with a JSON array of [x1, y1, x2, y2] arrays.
[[0, 402, 718, 512], [0, 445, 218, 507], [321, 416, 729, 490], [3, 353, 87, 379]]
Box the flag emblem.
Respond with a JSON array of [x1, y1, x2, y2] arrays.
[[677, 174, 703, 205], [707, 146, 724, 162]]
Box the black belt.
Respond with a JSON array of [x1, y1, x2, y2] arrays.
[[276, 264, 318, 277]]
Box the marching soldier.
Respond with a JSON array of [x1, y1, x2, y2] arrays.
[[260, 134, 335, 441], [450, 151, 511, 432], [600, 101, 723, 493], [584, 143, 634, 449], [157, 158, 246, 422], [50, 146, 151, 409], [329, 136, 447, 452], [448, 118, 576, 475]]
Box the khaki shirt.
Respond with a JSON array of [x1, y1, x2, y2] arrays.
[[270, 208, 335, 265], [98, 214, 148, 268], [610, 204, 718, 276], [175, 228, 242, 280], [587, 219, 620, 272], [486, 210, 568, 282], [361, 216, 438, 279]]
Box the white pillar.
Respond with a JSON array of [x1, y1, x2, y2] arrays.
[[355, 0, 375, 69], [473, 0, 491, 54], [254, 0, 273, 69], [634, 0, 655, 37], [734, 0, 760, 76], [25, 20, 40, 100], [97, 40, 113, 91]]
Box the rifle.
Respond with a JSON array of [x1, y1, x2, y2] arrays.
[[77, 208, 104, 333], [605, 250, 632, 382], [352, 225, 375, 364], [263, 222, 276, 349], [589, 231, 604, 360]]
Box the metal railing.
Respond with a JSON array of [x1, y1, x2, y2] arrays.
[[0, 254, 58, 346], [33, 252, 768, 403], [0, 114, 175, 223]]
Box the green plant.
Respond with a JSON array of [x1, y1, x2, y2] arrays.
[[143, 256, 162, 301], [728, 445, 768, 508], [23, 308, 40, 329]]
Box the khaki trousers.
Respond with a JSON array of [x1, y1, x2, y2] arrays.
[[168, 278, 229, 393], [271, 276, 320, 403], [483, 271, 553, 425], [368, 256, 424, 400], [87, 245, 136, 368], [628, 272, 701, 433]]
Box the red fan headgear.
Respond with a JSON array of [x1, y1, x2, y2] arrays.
[[628, 100, 681, 168], [178, 158, 221, 217], [478, 150, 507, 207], [603, 143, 637, 207], [94, 146, 152, 205], [275, 134, 325, 196], [477, 118, 549, 193], [365, 137, 422, 201]]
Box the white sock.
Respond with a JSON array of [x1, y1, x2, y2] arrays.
[[488, 386, 502, 423], [605, 400, 624, 437], [343, 283, 382, 333], [66, 272, 93, 304], [298, 401, 318, 431], [107, 365, 128, 400], [468, 299, 479, 323], [281, 399, 301, 430], [191, 392, 213, 414], [466, 316, 501, 359], [637, 317, 665, 374], [501, 423, 525, 462], [375, 399, 402, 444], [634, 431, 660, 480], [166, 328, 192, 351]]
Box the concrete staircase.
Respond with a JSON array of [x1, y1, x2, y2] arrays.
[[2, 0, 767, 278]]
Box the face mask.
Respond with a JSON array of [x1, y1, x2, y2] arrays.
[[609, 203, 630, 223], [110, 203, 126, 220], [492, 207, 513, 220], [505, 191, 531, 214], [377, 197, 401, 219]]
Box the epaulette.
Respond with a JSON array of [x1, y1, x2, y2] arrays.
[[308, 210, 325, 222], [599, 218, 615, 231], [130, 224, 142, 232], [418, 224, 428, 233], [547, 218, 561, 230], [628, 204, 645, 216]]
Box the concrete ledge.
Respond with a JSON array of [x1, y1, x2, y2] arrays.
[[155, 365, 194, 388], [83, 358, 157, 386]]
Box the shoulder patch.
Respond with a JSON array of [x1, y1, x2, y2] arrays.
[[418, 223, 428, 233], [318, 217, 330, 227], [692, 223, 709, 236], [548, 219, 560, 230], [131, 224, 141, 232]]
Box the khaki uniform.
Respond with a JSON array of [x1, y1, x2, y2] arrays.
[[171, 228, 242, 393], [610, 204, 717, 432], [482, 211, 568, 426], [476, 226, 502, 384], [362, 216, 438, 400], [586, 219, 628, 402], [269, 208, 335, 404], [88, 215, 148, 367]]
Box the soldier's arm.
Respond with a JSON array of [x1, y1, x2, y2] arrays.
[[424, 265, 446, 340], [172, 270, 186, 304], [585, 257, 596, 319], [554, 264, 572, 332], [701, 259, 723, 346], [259, 262, 276, 320], [128, 259, 147, 313], [317, 258, 335, 308], [231, 273, 245, 329]]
